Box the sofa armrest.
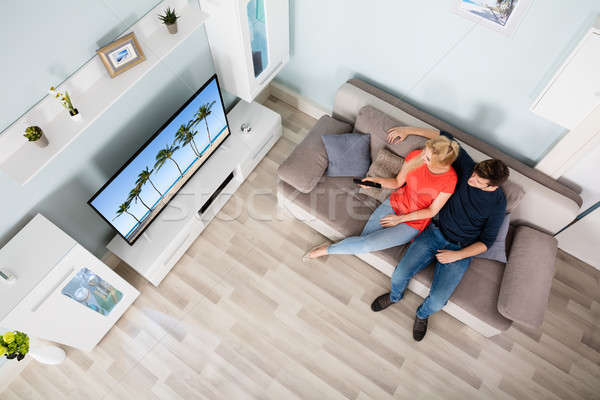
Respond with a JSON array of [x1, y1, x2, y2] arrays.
[[497, 226, 558, 328], [277, 115, 352, 193]]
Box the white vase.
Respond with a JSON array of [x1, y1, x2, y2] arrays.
[[69, 109, 82, 122]]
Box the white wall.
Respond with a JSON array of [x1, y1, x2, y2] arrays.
[[276, 0, 600, 165]]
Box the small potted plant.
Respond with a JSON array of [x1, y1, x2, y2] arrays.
[[24, 126, 48, 147], [49, 86, 80, 121], [159, 7, 179, 34], [0, 331, 29, 362]]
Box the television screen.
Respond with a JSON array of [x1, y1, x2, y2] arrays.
[[88, 74, 230, 245]]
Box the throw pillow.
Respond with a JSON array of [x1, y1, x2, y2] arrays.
[[359, 147, 405, 203], [501, 180, 525, 213], [354, 105, 428, 161], [321, 133, 371, 177], [475, 213, 511, 263]]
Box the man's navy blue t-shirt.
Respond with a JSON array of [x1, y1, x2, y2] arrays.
[[438, 132, 506, 249]]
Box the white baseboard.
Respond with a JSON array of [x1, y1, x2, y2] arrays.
[[270, 81, 330, 120]]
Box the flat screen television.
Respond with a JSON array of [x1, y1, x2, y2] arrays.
[[88, 74, 230, 245]]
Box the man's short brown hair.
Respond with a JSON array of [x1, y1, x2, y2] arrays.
[[473, 159, 509, 187]]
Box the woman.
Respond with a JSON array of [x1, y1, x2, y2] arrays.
[[305, 128, 459, 260]]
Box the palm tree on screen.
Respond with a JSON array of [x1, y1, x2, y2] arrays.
[[174, 122, 201, 157], [128, 186, 152, 211], [193, 100, 216, 145], [154, 144, 183, 176], [137, 167, 162, 197], [114, 201, 140, 225]]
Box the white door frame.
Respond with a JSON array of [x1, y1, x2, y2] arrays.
[[536, 104, 600, 179]]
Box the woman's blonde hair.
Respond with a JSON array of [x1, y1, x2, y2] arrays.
[[405, 135, 459, 171], [426, 135, 460, 166]]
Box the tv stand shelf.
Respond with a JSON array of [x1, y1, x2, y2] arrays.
[[106, 100, 281, 286]]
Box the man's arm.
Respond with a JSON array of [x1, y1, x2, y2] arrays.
[[436, 242, 487, 264]]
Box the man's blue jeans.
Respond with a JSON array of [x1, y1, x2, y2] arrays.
[[390, 223, 472, 319]]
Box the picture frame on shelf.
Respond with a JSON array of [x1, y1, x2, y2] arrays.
[[97, 32, 146, 78], [454, 0, 532, 35]]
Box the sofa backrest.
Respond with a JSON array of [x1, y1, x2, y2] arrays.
[[332, 79, 581, 235]]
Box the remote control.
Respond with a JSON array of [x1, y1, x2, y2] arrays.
[[353, 178, 382, 188]]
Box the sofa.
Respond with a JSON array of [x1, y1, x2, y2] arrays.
[[276, 79, 582, 337]]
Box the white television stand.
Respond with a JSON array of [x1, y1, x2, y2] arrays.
[[107, 100, 282, 286]]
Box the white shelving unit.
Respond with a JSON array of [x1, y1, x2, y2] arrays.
[[200, 0, 289, 102], [107, 100, 282, 286], [0, 0, 208, 185]]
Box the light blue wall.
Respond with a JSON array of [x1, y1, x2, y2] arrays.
[[276, 0, 600, 165], [0, 27, 224, 257]]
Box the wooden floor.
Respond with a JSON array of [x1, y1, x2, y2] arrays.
[[2, 97, 599, 400]]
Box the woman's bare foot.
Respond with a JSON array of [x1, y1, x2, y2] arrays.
[[308, 245, 328, 259], [302, 241, 331, 263]]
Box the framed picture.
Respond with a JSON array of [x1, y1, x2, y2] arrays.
[[454, 0, 533, 35], [97, 32, 146, 78]]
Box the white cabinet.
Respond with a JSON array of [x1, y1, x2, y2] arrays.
[[107, 100, 282, 286], [0, 215, 139, 352], [200, 0, 289, 102], [532, 20, 600, 129]]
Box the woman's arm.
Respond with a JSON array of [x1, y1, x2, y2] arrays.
[[362, 157, 416, 189], [380, 192, 452, 227], [387, 127, 440, 144]]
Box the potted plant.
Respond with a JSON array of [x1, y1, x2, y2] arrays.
[[0, 331, 29, 362], [159, 7, 179, 34], [24, 126, 48, 147], [49, 86, 80, 121]]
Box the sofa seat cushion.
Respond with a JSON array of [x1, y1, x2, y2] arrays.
[[278, 178, 380, 238]]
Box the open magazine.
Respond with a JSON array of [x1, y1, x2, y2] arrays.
[[61, 268, 123, 316]]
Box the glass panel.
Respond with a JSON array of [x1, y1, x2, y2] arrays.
[[247, 0, 269, 78], [0, 0, 162, 134]]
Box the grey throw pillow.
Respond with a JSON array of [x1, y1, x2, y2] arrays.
[[322, 133, 371, 177], [359, 147, 405, 203], [475, 213, 511, 263], [501, 180, 525, 213]]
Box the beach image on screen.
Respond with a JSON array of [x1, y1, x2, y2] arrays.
[[89, 78, 229, 244]]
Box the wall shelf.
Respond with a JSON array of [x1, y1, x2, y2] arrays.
[[0, 0, 208, 186]]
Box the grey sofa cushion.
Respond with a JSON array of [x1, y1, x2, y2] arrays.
[[277, 115, 352, 193], [359, 147, 405, 203], [278, 179, 379, 238], [322, 133, 371, 177], [354, 105, 427, 161], [501, 181, 525, 213], [497, 226, 558, 328], [475, 213, 510, 263]]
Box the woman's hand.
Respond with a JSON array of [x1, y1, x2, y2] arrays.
[[387, 127, 411, 144], [360, 177, 380, 189], [380, 214, 404, 227]]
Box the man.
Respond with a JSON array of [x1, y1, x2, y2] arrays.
[[370, 126, 509, 341]]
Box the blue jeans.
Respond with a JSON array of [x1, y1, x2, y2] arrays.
[[328, 198, 419, 255], [390, 223, 472, 319]]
